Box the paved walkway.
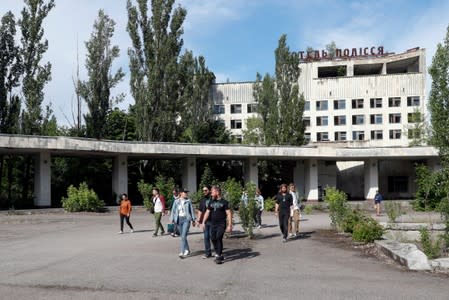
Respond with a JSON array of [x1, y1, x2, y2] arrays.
[[0, 210, 448, 299]]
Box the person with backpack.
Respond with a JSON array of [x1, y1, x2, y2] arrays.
[[197, 185, 212, 259]]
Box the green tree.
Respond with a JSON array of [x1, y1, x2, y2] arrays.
[[0, 11, 23, 206], [127, 0, 187, 142], [407, 109, 429, 146], [250, 34, 305, 146], [78, 10, 125, 139], [104, 107, 136, 141], [325, 41, 337, 58], [429, 24, 449, 166], [19, 0, 55, 135], [178, 51, 216, 143]]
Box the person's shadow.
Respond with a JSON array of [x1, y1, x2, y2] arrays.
[[222, 247, 260, 262]]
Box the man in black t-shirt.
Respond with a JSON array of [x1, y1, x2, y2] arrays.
[[275, 183, 293, 243], [197, 185, 212, 258], [201, 185, 232, 264]]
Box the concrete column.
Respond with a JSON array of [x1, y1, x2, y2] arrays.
[[112, 155, 128, 202], [34, 151, 51, 207], [305, 159, 319, 201], [381, 63, 387, 74], [182, 157, 197, 192], [293, 160, 306, 199], [243, 157, 258, 186], [364, 159, 379, 200]]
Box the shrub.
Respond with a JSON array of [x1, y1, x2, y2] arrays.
[[414, 164, 447, 211], [61, 182, 104, 212], [304, 205, 313, 215], [222, 177, 243, 210], [385, 202, 403, 223], [324, 187, 349, 230], [239, 182, 257, 238], [137, 180, 153, 211], [352, 217, 384, 243], [342, 209, 366, 234], [419, 226, 441, 259], [438, 192, 449, 252], [264, 197, 276, 212]]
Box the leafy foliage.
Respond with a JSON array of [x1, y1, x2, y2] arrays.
[[77, 10, 124, 139], [414, 164, 447, 211], [429, 24, 449, 166], [264, 197, 276, 212], [324, 187, 349, 230], [419, 226, 441, 259], [341, 209, 366, 234], [248, 34, 305, 146], [239, 182, 257, 238], [222, 177, 243, 211], [61, 182, 105, 212], [352, 217, 384, 243], [385, 202, 403, 223]]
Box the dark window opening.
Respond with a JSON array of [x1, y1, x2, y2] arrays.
[[386, 56, 419, 74], [388, 176, 408, 193], [318, 65, 347, 78], [354, 63, 383, 76]]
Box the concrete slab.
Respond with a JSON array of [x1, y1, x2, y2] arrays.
[[375, 239, 431, 271]]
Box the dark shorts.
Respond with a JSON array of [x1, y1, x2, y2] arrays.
[[375, 200, 381, 204]]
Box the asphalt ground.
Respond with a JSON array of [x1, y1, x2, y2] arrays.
[[1, 209, 448, 300]]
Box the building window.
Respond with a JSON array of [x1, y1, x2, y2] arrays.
[[230, 119, 242, 129], [408, 128, 421, 139], [351, 99, 364, 109], [316, 100, 328, 111], [335, 131, 347, 141], [317, 132, 329, 141], [352, 115, 365, 125], [247, 103, 258, 113], [230, 104, 242, 114], [304, 101, 310, 111], [303, 117, 311, 127], [389, 129, 402, 139], [316, 116, 328, 126], [370, 114, 383, 124], [370, 98, 382, 108], [352, 131, 365, 141], [304, 132, 311, 142], [388, 97, 401, 107], [334, 99, 346, 110], [407, 96, 420, 107], [214, 104, 225, 114], [389, 113, 401, 124], [334, 115, 346, 126], [371, 130, 383, 140], [388, 176, 408, 193], [408, 112, 422, 123]]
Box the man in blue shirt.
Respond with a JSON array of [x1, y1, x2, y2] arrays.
[[374, 190, 383, 216]]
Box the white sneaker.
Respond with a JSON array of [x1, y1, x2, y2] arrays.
[[178, 252, 183, 257], [130, 229, 134, 233], [183, 250, 190, 256], [118, 231, 123, 234]]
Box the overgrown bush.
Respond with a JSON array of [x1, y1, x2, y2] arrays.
[[304, 205, 313, 215], [137, 180, 153, 211], [61, 182, 104, 212], [385, 201, 403, 223], [419, 226, 441, 259], [438, 192, 449, 253], [222, 177, 243, 210], [342, 209, 366, 234], [352, 217, 384, 243], [239, 182, 257, 238], [324, 187, 349, 230], [414, 164, 447, 211], [264, 197, 276, 212]]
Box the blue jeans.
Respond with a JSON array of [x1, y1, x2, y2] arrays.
[[178, 217, 191, 253], [203, 222, 212, 256]]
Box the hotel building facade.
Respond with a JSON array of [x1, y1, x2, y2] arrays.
[[210, 47, 435, 200]]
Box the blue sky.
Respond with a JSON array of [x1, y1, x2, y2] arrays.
[[1, 0, 449, 125]]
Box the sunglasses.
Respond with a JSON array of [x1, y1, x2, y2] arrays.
[[202, 189, 209, 192]]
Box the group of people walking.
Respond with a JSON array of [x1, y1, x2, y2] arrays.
[[118, 182, 302, 263]]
